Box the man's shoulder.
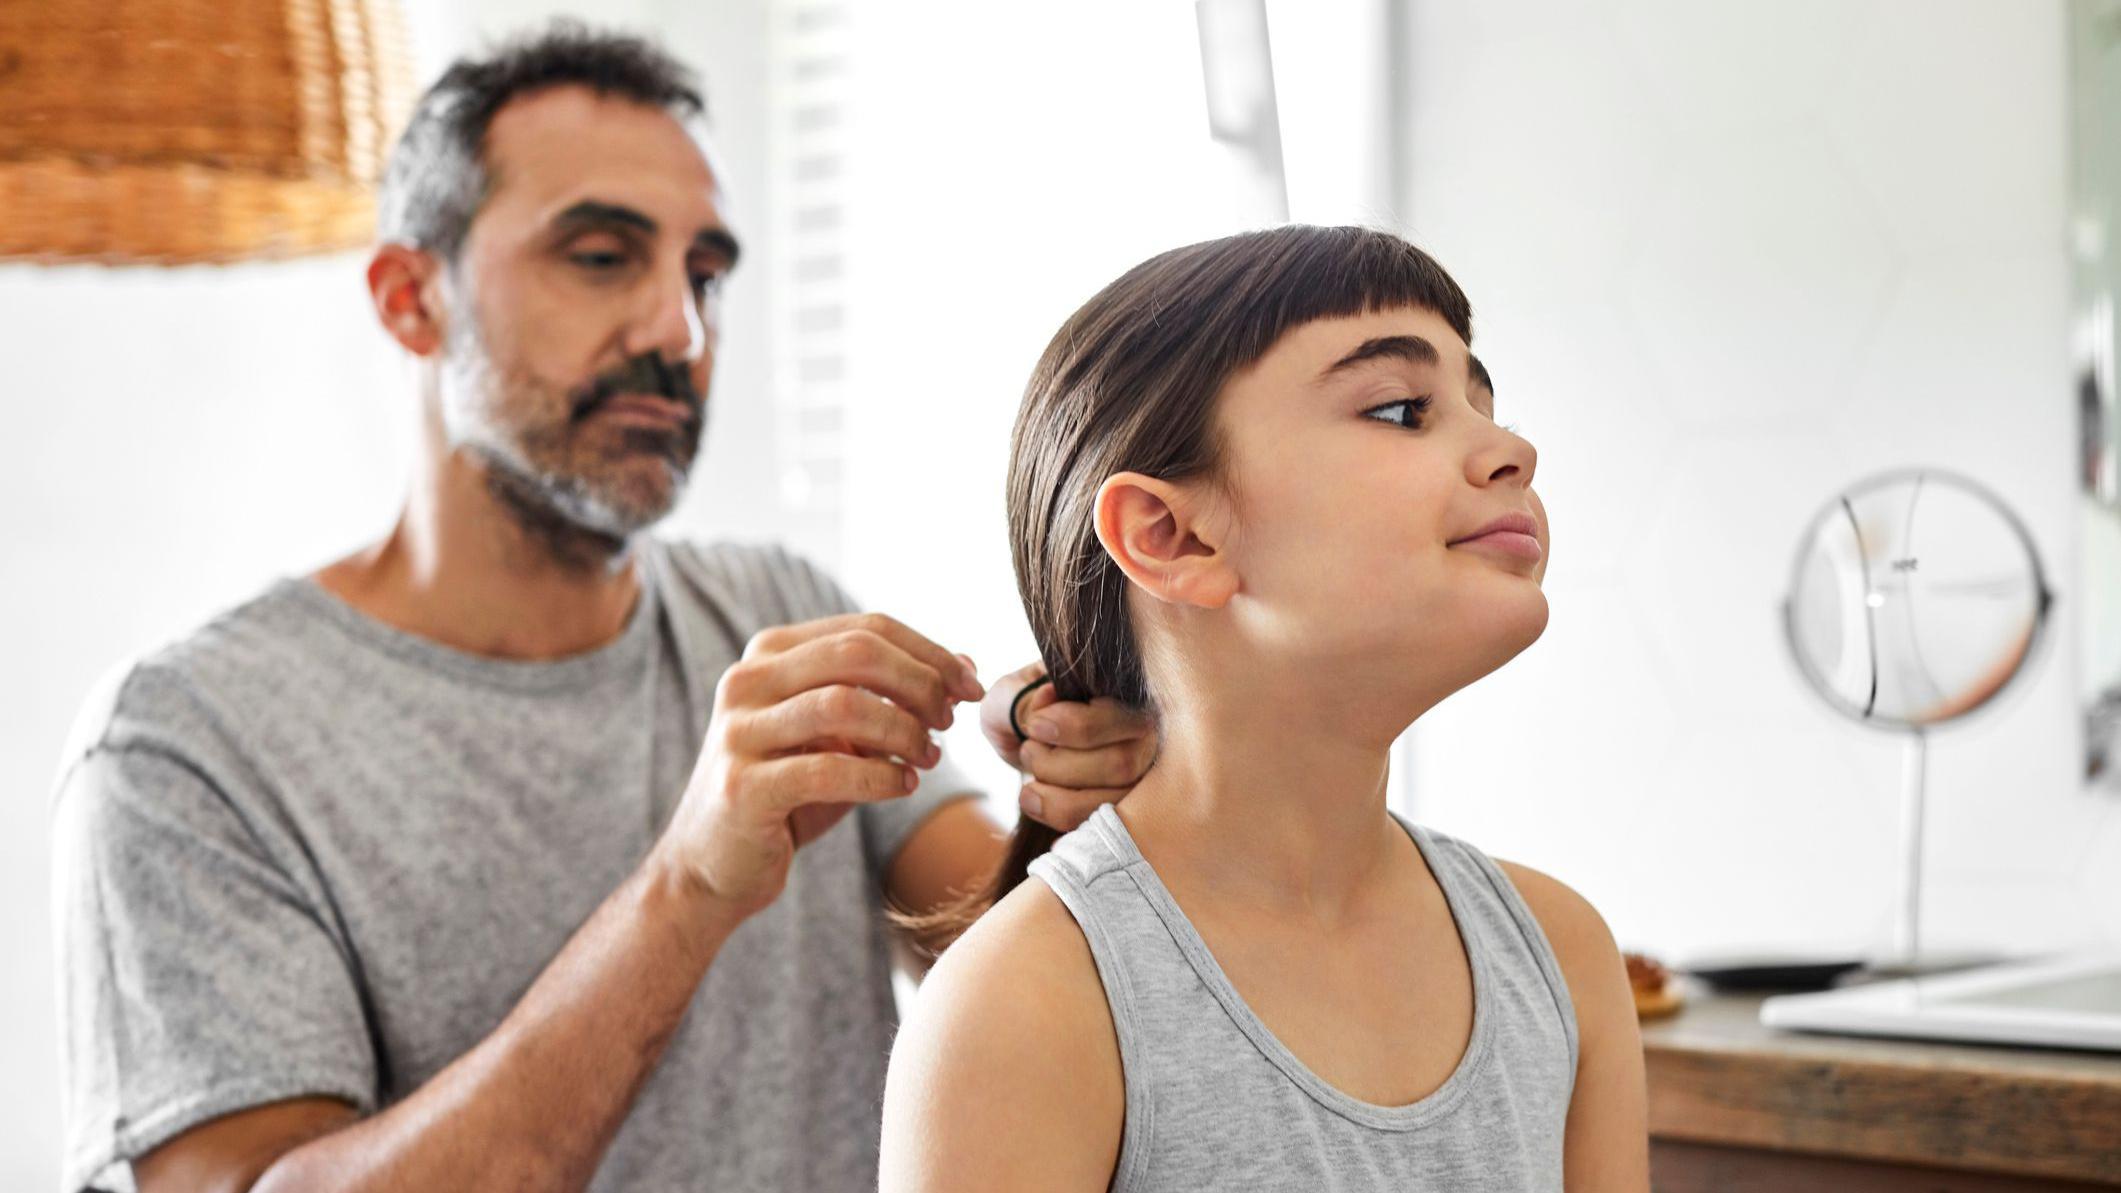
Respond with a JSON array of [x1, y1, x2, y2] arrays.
[[61, 580, 322, 774], [652, 535, 859, 627]]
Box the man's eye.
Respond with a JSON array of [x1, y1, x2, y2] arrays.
[[571, 250, 630, 271], [1362, 396, 1432, 429], [690, 271, 726, 298]]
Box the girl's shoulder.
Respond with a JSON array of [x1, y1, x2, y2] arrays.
[[1485, 857, 1618, 982], [880, 877, 1125, 1192]]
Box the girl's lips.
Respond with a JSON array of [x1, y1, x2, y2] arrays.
[[1450, 530, 1543, 561]]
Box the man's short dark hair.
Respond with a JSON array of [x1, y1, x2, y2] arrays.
[[376, 21, 707, 261]]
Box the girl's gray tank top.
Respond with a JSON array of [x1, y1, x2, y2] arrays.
[[1026, 803, 1579, 1191]]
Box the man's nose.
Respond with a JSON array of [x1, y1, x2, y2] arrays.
[[627, 269, 710, 368]]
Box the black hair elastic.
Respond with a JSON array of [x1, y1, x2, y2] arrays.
[[1008, 674, 1055, 744]]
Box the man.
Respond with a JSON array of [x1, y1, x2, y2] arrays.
[[51, 23, 1153, 1193]]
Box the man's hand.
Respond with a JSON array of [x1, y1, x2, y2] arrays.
[[655, 612, 985, 922], [979, 663, 1157, 832]]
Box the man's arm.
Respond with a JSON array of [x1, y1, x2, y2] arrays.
[[142, 861, 740, 1193], [883, 797, 1007, 961], [1495, 859, 1651, 1192], [128, 612, 982, 1193]]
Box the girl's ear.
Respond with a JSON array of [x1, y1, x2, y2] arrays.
[[1093, 471, 1238, 610]]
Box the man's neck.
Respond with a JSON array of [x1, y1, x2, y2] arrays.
[[314, 447, 646, 662]]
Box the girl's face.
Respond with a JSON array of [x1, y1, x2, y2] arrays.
[[1204, 305, 1549, 714]]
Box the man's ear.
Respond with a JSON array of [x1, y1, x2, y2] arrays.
[[1093, 471, 1237, 610], [366, 242, 447, 357]]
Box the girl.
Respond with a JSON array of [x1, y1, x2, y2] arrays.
[[881, 226, 1648, 1191]]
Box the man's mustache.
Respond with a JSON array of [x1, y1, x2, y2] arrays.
[[570, 354, 702, 422]]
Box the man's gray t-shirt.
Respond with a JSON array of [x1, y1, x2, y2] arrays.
[[50, 538, 981, 1193]]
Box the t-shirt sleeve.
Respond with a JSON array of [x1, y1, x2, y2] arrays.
[[53, 746, 377, 1193]]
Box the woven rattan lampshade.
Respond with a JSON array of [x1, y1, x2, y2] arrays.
[[0, 0, 415, 265]]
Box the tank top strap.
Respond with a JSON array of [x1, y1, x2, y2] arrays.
[[1025, 810, 1168, 1188], [1391, 814, 1581, 1077]]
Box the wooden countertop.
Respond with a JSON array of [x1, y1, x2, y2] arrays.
[[1639, 979, 2121, 1185]]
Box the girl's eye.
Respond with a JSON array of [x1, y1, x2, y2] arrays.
[[1362, 396, 1432, 430]]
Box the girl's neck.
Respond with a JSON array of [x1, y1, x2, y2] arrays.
[[1117, 652, 1421, 924]]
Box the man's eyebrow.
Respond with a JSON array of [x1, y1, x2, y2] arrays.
[[1318, 334, 1440, 380], [554, 200, 657, 236], [552, 200, 743, 268], [694, 227, 742, 268]]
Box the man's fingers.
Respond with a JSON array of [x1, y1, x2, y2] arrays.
[[750, 751, 915, 815], [789, 800, 856, 849], [979, 662, 1057, 768], [1018, 781, 1127, 834], [734, 686, 938, 767], [744, 612, 982, 702], [729, 630, 960, 730], [1018, 738, 1156, 792], [1017, 696, 1153, 750]]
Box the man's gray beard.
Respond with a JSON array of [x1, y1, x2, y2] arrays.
[[439, 315, 689, 571], [473, 441, 648, 570]]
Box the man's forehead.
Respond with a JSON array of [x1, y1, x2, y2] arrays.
[[483, 86, 726, 223]]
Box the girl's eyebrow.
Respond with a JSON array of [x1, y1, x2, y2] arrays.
[[1315, 334, 1440, 382], [1468, 354, 1495, 416]]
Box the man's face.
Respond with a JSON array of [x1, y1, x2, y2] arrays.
[[435, 86, 739, 542]]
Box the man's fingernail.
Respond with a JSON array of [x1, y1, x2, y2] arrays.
[[904, 767, 919, 793], [1028, 717, 1058, 744], [1019, 787, 1044, 819]]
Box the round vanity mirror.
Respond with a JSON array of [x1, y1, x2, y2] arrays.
[[1781, 468, 2056, 974]]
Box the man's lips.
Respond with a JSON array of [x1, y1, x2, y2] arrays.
[[589, 392, 696, 426]]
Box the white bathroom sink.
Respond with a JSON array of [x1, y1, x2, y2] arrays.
[[1759, 952, 2121, 1052]]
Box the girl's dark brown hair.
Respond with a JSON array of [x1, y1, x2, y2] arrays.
[[896, 225, 1472, 955]]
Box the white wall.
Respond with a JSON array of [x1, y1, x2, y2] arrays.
[[1395, 0, 2119, 964], [0, 2, 780, 1185]]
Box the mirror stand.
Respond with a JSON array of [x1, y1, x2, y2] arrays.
[[1876, 729, 1929, 979]]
